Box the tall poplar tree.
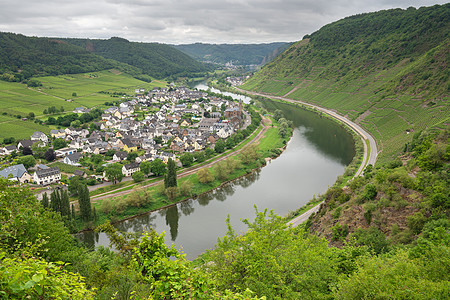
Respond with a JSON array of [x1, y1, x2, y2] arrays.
[[61, 190, 70, 217], [78, 184, 91, 222], [164, 158, 177, 188], [50, 189, 61, 213], [41, 192, 49, 209]]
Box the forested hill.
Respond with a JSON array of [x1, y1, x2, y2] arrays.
[[0, 32, 141, 81], [62, 37, 214, 80], [173, 42, 291, 66], [242, 4, 449, 162]]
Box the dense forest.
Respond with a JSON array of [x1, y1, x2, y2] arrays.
[[0, 32, 142, 82], [174, 42, 291, 66], [62, 37, 214, 80], [0, 33, 214, 83]]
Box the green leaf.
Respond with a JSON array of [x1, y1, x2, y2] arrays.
[[32, 273, 44, 282]]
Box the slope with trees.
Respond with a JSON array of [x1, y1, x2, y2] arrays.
[[62, 37, 214, 80], [241, 4, 449, 162], [174, 42, 292, 66], [0, 32, 141, 81]]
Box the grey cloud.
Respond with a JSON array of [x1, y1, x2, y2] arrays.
[[0, 0, 447, 43]]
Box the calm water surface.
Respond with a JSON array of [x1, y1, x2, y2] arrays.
[[78, 88, 355, 260]]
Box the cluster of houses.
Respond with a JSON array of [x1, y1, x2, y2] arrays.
[[0, 86, 249, 186], [226, 76, 250, 87]]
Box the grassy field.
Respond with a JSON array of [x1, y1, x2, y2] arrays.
[[0, 70, 167, 140]]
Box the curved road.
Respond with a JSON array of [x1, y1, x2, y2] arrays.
[[235, 88, 378, 175], [234, 87, 379, 227]]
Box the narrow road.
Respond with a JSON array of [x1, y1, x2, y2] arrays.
[[234, 87, 379, 227], [90, 118, 269, 202], [235, 88, 378, 174]]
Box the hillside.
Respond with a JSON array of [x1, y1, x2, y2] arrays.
[[174, 42, 291, 66], [0, 32, 140, 81], [241, 4, 450, 163], [62, 37, 213, 80]]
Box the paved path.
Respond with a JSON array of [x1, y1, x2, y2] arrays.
[[234, 87, 379, 227], [235, 88, 378, 174], [90, 118, 269, 202], [286, 202, 323, 227]]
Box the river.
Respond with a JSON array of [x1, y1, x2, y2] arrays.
[[78, 85, 355, 260]]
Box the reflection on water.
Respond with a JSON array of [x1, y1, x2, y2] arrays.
[[77, 86, 355, 260]]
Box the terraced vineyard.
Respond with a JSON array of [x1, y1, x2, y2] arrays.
[[241, 5, 449, 163]]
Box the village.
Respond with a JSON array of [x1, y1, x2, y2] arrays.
[[0, 85, 251, 187]]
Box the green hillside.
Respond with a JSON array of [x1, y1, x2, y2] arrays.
[[0, 32, 140, 81], [62, 37, 213, 80], [174, 42, 291, 65], [241, 4, 450, 163], [0, 70, 166, 140]]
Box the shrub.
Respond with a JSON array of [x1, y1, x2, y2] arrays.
[[332, 223, 349, 241]]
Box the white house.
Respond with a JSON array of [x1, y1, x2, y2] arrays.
[[63, 153, 82, 166], [33, 167, 61, 185], [30, 131, 48, 144], [55, 148, 77, 158], [122, 162, 140, 177]]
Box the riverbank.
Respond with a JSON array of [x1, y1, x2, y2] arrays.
[[205, 83, 373, 227], [76, 113, 293, 233]]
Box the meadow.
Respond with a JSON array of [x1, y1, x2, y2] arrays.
[[0, 70, 167, 140]]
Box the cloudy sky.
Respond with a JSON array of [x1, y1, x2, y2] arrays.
[[0, 0, 446, 44]]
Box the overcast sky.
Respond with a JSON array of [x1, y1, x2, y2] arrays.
[[0, 0, 446, 44]]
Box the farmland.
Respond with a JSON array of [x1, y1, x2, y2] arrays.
[[0, 70, 167, 140]]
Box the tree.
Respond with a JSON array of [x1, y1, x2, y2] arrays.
[[214, 139, 225, 153], [197, 168, 214, 184], [22, 146, 33, 156], [180, 153, 194, 167], [273, 109, 284, 121], [139, 161, 152, 176], [193, 151, 206, 163], [127, 151, 138, 162], [41, 192, 49, 209], [60, 189, 70, 217], [70, 120, 81, 128], [240, 145, 260, 165], [200, 208, 338, 298], [68, 176, 83, 196], [132, 171, 145, 183], [52, 138, 67, 150], [105, 163, 124, 184], [78, 184, 91, 222], [72, 92, 77, 97], [164, 158, 177, 188], [50, 189, 61, 214], [150, 159, 166, 177], [180, 180, 194, 197], [3, 137, 15, 144], [17, 155, 36, 169], [44, 149, 56, 162]]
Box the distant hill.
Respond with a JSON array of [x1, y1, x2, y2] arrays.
[[242, 4, 449, 162], [62, 37, 214, 79], [173, 42, 292, 66], [0, 32, 140, 81]]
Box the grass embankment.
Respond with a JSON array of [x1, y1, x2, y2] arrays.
[[76, 118, 290, 231], [0, 70, 166, 140]]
